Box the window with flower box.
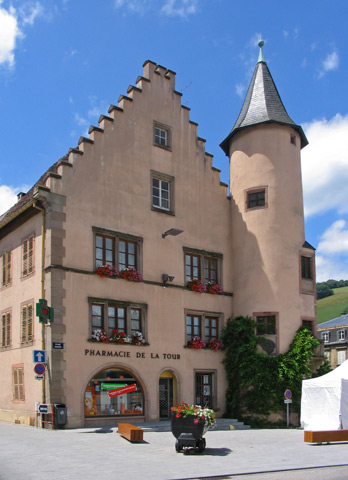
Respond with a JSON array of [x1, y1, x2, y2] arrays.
[[184, 248, 222, 287], [22, 236, 34, 277], [94, 228, 142, 272], [90, 298, 146, 345], [1, 311, 11, 348], [186, 311, 223, 351], [21, 303, 33, 344], [1, 250, 11, 287]]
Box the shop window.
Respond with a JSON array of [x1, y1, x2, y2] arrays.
[[1, 250, 11, 287], [337, 350, 346, 365], [12, 365, 25, 401], [151, 171, 174, 214], [21, 303, 33, 344], [94, 228, 142, 272], [84, 367, 143, 418], [22, 236, 34, 277], [184, 248, 222, 285], [195, 372, 215, 409], [1, 311, 11, 348], [90, 299, 146, 344], [245, 187, 267, 210], [154, 122, 171, 149]]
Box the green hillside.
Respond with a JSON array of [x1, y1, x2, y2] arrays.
[[317, 286, 348, 324]]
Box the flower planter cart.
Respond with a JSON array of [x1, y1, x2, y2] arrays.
[[171, 411, 208, 454]]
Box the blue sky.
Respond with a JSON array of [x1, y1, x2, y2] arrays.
[[0, 0, 347, 282]]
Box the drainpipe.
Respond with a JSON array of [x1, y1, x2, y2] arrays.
[[33, 201, 47, 408]]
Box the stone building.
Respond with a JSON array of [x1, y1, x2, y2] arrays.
[[318, 314, 348, 368], [0, 43, 316, 427]]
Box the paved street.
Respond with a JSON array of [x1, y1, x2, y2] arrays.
[[1, 421, 348, 480]]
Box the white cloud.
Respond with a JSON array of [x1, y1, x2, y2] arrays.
[[302, 113, 348, 217], [19, 2, 43, 26], [235, 83, 245, 98], [317, 220, 348, 255], [161, 0, 198, 17], [0, 5, 20, 67], [114, 0, 150, 14], [319, 50, 339, 77], [315, 253, 348, 283], [0, 2, 44, 68], [315, 220, 348, 281], [0, 184, 30, 216]]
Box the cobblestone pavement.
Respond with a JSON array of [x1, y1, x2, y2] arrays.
[[1, 422, 348, 480]]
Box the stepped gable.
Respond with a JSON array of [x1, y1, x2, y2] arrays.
[[0, 60, 229, 229], [220, 41, 308, 155]]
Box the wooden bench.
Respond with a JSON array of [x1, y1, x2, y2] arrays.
[[304, 430, 348, 444], [118, 423, 143, 443]]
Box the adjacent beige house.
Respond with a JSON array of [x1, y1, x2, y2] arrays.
[[0, 44, 316, 428], [318, 314, 348, 368]]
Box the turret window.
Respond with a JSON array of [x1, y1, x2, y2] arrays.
[[245, 187, 267, 210]]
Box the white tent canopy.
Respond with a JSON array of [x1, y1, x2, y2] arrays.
[[301, 360, 348, 430]]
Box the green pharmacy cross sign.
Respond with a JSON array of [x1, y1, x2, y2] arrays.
[[36, 299, 54, 324]]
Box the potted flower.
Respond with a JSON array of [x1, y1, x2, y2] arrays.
[[187, 337, 206, 349], [170, 402, 216, 453], [187, 279, 207, 293], [205, 338, 224, 351], [95, 265, 119, 278], [206, 281, 223, 295], [119, 267, 143, 282]]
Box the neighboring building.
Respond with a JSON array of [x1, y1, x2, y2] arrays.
[[317, 314, 348, 368], [0, 43, 316, 428]]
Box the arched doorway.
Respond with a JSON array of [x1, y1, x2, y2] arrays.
[[84, 367, 144, 418], [159, 371, 177, 419]]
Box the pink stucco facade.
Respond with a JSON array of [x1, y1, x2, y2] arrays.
[[0, 59, 316, 427]]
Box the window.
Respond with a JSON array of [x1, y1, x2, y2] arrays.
[[151, 172, 174, 213], [302, 320, 313, 334], [184, 249, 222, 285], [338, 330, 346, 341], [337, 350, 346, 365], [1, 312, 11, 347], [90, 299, 146, 340], [246, 188, 267, 210], [22, 236, 34, 276], [186, 312, 220, 344], [301, 256, 312, 280], [195, 372, 214, 409], [154, 122, 170, 148], [12, 365, 25, 401], [21, 303, 33, 344], [1, 251, 11, 286], [322, 332, 330, 343], [94, 229, 142, 271], [256, 315, 276, 336], [186, 314, 201, 343]]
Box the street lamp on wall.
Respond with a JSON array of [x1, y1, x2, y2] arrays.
[[162, 228, 183, 239], [162, 274, 175, 284]]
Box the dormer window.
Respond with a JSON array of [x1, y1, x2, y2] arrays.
[[338, 330, 346, 341], [322, 332, 329, 343]]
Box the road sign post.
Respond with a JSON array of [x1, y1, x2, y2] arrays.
[[284, 390, 292, 427]]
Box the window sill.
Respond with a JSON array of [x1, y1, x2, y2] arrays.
[[151, 206, 175, 216]]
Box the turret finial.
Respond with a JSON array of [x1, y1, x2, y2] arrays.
[[258, 38, 265, 63]]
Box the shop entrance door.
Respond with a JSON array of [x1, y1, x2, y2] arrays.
[[159, 377, 174, 419]]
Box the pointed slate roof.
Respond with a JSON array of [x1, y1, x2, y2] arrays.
[[220, 41, 308, 155]]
